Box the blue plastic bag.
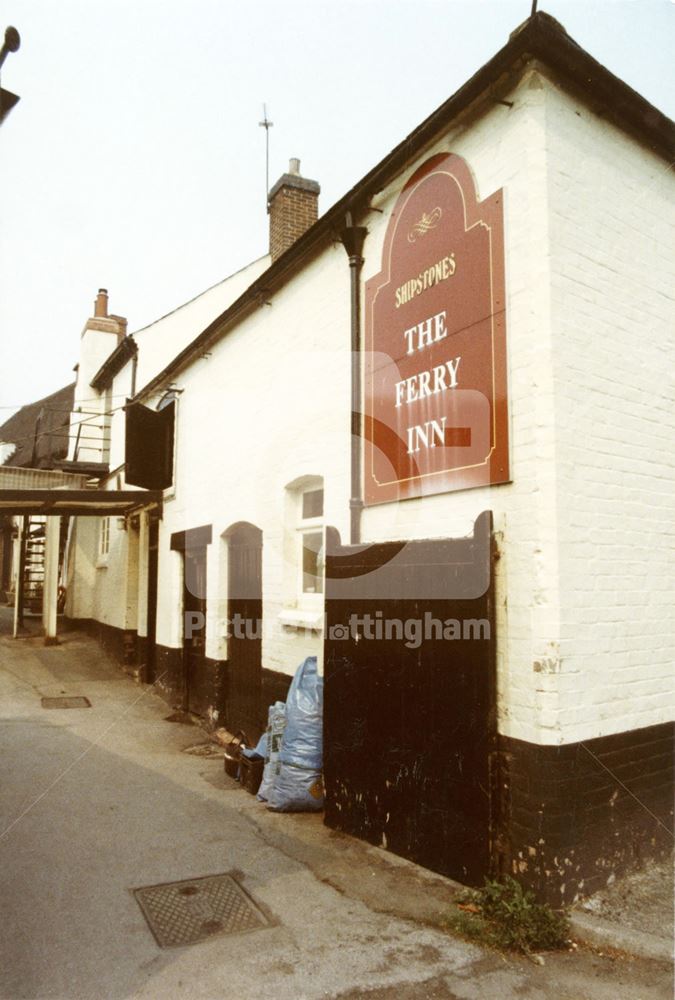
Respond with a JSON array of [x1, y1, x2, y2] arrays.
[[279, 656, 324, 770], [267, 762, 324, 812], [268, 656, 324, 812], [241, 732, 267, 761], [257, 701, 286, 802]]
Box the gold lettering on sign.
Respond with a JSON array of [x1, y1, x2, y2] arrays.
[[407, 206, 442, 243], [394, 253, 456, 308]]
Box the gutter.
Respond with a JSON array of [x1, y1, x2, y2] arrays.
[[90, 336, 138, 392], [132, 11, 675, 404]]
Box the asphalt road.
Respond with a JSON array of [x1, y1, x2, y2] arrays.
[[0, 611, 671, 1000]]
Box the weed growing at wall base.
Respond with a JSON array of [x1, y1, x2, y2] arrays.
[[445, 876, 570, 954]]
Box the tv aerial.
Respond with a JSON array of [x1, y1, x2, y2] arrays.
[[259, 103, 273, 214]]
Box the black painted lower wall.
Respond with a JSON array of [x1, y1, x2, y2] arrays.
[[66, 617, 138, 669], [152, 645, 291, 734], [152, 646, 229, 729], [495, 722, 674, 906], [67, 615, 672, 905], [71, 621, 293, 738], [153, 644, 183, 709]]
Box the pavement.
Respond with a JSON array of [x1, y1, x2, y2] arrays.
[[570, 861, 673, 963], [0, 609, 672, 1000]]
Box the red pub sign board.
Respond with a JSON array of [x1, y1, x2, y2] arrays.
[[364, 152, 509, 505]]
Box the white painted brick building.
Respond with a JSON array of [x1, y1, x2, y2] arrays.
[[55, 13, 673, 901]]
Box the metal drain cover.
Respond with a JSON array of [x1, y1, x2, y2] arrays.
[[41, 696, 91, 709], [133, 873, 268, 948]]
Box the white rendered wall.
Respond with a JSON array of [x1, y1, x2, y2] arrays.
[[68, 327, 120, 465], [132, 255, 269, 391], [544, 79, 675, 742], [64, 517, 97, 620], [66, 258, 271, 624], [108, 364, 134, 473], [80, 69, 561, 721], [70, 69, 674, 748], [153, 244, 352, 675]]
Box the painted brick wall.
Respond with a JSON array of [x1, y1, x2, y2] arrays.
[[69, 69, 566, 728], [498, 721, 674, 906], [66, 67, 674, 754], [362, 69, 562, 746], [362, 69, 674, 746], [545, 79, 675, 743], [153, 244, 352, 677]]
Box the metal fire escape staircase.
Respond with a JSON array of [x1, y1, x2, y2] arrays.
[[21, 515, 68, 614], [23, 516, 46, 612]]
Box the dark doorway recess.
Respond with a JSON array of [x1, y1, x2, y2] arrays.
[[226, 522, 263, 741], [170, 525, 213, 717], [182, 546, 207, 716], [144, 519, 159, 684], [324, 510, 497, 886]]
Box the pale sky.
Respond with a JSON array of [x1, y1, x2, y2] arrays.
[[0, 0, 673, 414]]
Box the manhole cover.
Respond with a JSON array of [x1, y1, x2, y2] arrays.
[[133, 873, 269, 948], [41, 696, 91, 709]]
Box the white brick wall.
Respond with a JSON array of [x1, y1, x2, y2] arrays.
[[154, 245, 352, 675], [363, 69, 563, 745], [360, 70, 675, 744], [544, 78, 675, 742], [67, 68, 674, 747]]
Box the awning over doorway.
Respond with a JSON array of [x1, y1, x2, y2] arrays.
[[0, 489, 163, 517]]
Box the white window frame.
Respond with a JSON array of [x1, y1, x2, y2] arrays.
[[297, 508, 324, 607], [278, 479, 325, 631]]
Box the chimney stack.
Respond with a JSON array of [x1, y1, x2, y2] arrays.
[[94, 288, 109, 318], [83, 288, 126, 345], [268, 158, 320, 262]]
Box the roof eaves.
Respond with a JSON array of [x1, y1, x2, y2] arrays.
[[90, 337, 138, 391], [131, 253, 270, 338], [134, 12, 674, 402]]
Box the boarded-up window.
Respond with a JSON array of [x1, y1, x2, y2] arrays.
[[125, 401, 175, 490]]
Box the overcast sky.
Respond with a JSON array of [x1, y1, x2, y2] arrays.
[[1, 0, 673, 415]]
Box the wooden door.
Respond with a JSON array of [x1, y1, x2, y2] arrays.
[[145, 520, 159, 683], [324, 511, 496, 886], [183, 546, 207, 715], [226, 523, 263, 740]]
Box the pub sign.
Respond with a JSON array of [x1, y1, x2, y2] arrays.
[[364, 152, 509, 504]]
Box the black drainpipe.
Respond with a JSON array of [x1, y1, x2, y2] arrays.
[[339, 215, 368, 545]]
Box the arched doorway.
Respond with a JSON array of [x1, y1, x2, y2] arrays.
[[225, 522, 263, 740]]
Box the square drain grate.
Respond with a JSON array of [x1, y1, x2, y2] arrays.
[[41, 696, 91, 709], [133, 873, 269, 948]]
